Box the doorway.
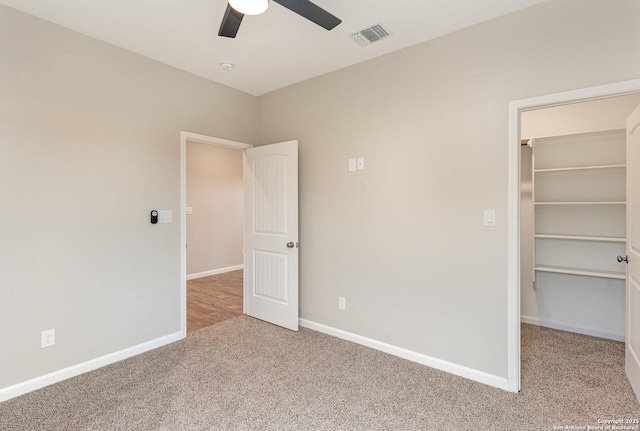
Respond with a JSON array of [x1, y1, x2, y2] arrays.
[[517, 95, 640, 403], [179, 132, 252, 336], [507, 78, 640, 392], [519, 95, 640, 341]]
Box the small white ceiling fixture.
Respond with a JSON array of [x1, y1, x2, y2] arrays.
[[221, 61, 235, 71], [228, 0, 268, 15]]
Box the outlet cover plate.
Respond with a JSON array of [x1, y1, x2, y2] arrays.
[[338, 297, 346, 310]]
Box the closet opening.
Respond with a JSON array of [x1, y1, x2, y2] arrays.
[[516, 92, 640, 396], [519, 94, 640, 341]]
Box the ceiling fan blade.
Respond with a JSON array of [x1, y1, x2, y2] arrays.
[[218, 3, 244, 38], [272, 0, 341, 30]]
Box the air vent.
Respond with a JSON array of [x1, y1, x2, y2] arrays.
[[351, 24, 390, 47]]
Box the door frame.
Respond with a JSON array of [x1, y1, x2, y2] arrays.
[[506, 78, 640, 392], [179, 131, 252, 337]]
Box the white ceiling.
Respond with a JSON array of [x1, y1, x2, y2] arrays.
[[0, 0, 548, 96]]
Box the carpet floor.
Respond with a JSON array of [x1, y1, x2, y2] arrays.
[[1, 317, 638, 430]]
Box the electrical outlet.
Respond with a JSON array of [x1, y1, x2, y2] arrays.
[[41, 329, 55, 348], [338, 297, 346, 310]]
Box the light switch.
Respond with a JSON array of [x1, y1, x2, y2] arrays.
[[186, 207, 193, 215], [159, 210, 172, 223], [348, 158, 357, 172], [484, 210, 496, 227], [357, 157, 365, 170]]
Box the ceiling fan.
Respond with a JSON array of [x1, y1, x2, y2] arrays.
[[218, 0, 342, 38]]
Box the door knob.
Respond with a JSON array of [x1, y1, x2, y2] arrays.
[[617, 255, 629, 263], [287, 242, 294, 248], [286, 242, 299, 249]]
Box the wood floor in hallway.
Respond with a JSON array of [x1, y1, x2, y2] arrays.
[[187, 269, 243, 333]]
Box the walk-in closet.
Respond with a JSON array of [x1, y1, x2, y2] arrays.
[[520, 93, 640, 341]]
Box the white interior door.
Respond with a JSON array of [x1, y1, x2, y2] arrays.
[[626, 104, 640, 401], [245, 140, 299, 331]]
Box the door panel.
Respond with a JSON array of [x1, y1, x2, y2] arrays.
[[245, 141, 299, 331], [254, 250, 288, 303], [626, 104, 640, 401]]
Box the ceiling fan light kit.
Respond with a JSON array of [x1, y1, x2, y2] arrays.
[[229, 0, 268, 16], [219, 0, 342, 38]]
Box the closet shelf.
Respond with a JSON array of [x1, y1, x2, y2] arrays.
[[534, 201, 626, 206], [531, 129, 627, 287], [534, 164, 626, 174], [535, 234, 626, 243], [535, 265, 626, 280]]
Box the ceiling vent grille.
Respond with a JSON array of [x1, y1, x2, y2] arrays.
[[351, 24, 390, 47]]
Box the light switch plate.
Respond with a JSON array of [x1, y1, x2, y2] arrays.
[[483, 210, 496, 227], [41, 329, 55, 348], [357, 157, 365, 170], [348, 159, 356, 172], [159, 210, 172, 223], [186, 207, 193, 215]]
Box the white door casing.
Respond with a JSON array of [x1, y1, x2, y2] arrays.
[[626, 104, 640, 401], [245, 140, 299, 331]]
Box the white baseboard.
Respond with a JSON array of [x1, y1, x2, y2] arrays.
[[299, 319, 509, 391], [521, 315, 625, 342], [0, 331, 183, 403], [186, 264, 243, 281]]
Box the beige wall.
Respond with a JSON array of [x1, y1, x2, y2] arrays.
[[258, 0, 640, 378], [0, 5, 256, 390], [186, 142, 244, 276]]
